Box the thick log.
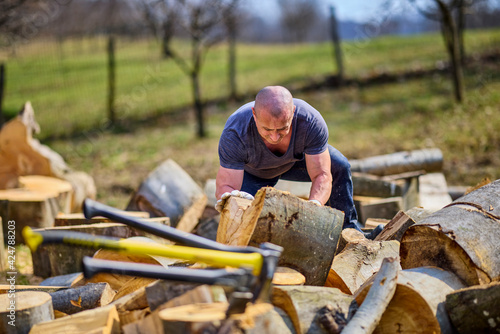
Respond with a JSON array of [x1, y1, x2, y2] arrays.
[[354, 266, 465, 334], [272, 285, 356, 334], [349, 148, 443, 176], [400, 179, 500, 286], [445, 281, 500, 333], [326, 230, 400, 294], [29, 304, 121, 334], [0, 291, 54, 334], [343, 257, 399, 334], [374, 207, 433, 242], [49, 282, 116, 315], [218, 187, 344, 286], [126, 159, 207, 232]]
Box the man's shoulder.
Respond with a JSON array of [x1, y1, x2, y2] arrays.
[[294, 98, 324, 122]]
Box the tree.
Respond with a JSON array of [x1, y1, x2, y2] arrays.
[[410, 0, 465, 103], [163, 0, 238, 138], [278, 0, 321, 43], [221, 0, 244, 100]]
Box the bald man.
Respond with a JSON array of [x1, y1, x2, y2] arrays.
[[215, 86, 380, 238]]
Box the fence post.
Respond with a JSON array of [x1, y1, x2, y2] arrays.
[[0, 63, 5, 127], [329, 6, 344, 85], [107, 36, 116, 124]]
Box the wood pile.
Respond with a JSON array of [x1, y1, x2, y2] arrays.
[[1, 148, 498, 333]]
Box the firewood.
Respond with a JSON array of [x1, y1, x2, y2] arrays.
[[54, 211, 151, 226], [157, 302, 292, 334], [0, 291, 54, 334], [112, 277, 158, 302], [400, 178, 500, 286], [354, 196, 403, 224], [217, 187, 344, 286], [374, 207, 432, 242], [326, 230, 400, 294], [40, 272, 85, 288], [273, 267, 306, 286], [49, 282, 116, 315], [272, 285, 356, 334], [125, 284, 227, 333], [353, 266, 465, 334], [364, 218, 389, 230], [445, 281, 500, 333], [126, 159, 207, 233], [29, 304, 120, 334], [349, 148, 443, 176], [342, 257, 399, 334], [145, 280, 202, 312], [0, 285, 67, 294]]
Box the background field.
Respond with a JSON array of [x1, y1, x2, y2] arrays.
[[2, 29, 500, 209]]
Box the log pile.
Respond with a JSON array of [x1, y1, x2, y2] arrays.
[[3, 146, 499, 333]]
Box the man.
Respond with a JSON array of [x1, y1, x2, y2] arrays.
[[215, 86, 381, 238]]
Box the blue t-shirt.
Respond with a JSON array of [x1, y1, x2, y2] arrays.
[[218, 98, 329, 179]]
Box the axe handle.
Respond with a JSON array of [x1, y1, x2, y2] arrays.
[[23, 227, 264, 275]]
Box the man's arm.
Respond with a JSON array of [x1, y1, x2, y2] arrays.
[[305, 150, 333, 205], [215, 166, 244, 199]]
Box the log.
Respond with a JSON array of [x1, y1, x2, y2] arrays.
[[18, 175, 73, 213], [0, 291, 54, 334], [49, 282, 116, 315], [40, 272, 85, 287], [29, 304, 121, 334], [374, 207, 433, 242], [400, 179, 500, 286], [218, 187, 344, 286], [445, 281, 500, 333], [334, 228, 365, 257], [326, 230, 400, 294], [126, 159, 207, 232], [0, 102, 96, 211], [355, 196, 403, 224], [0, 285, 67, 294], [343, 257, 399, 334], [354, 266, 465, 334], [364, 218, 389, 230], [273, 267, 306, 286], [145, 280, 202, 312], [419, 172, 453, 211], [349, 148, 443, 176], [54, 211, 151, 226], [30, 224, 166, 278], [272, 285, 356, 334]]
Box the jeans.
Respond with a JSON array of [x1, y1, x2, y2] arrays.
[[241, 145, 360, 230]]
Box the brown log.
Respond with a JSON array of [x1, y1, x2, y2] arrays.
[[326, 230, 400, 294], [272, 285, 355, 334], [400, 179, 500, 286], [343, 257, 399, 334], [374, 207, 433, 242], [29, 304, 121, 334], [445, 281, 500, 333], [112, 277, 158, 302], [126, 159, 207, 232], [349, 148, 443, 176], [0, 291, 54, 334], [49, 282, 116, 315], [354, 266, 465, 334], [218, 187, 344, 286]]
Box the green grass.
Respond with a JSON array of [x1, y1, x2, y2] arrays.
[[1, 29, 499, 210]]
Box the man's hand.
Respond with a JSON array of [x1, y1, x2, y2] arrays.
[[215, 190, 255, 213], [309, 199, 322, 206]]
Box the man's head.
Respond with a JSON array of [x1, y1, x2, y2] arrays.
[[252, 86, 295, 145]]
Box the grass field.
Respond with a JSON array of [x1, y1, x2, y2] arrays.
[[1, 29, 500, 209]]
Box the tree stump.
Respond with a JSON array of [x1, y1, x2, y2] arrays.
[[326, 229, 400, 294], [354, 266, 465, 334], [400, 179, 500, 286], [126, 159, 207, 232], [217, 187, 344, 286], [0, 291, 54, 334], [445, 281, 500, 333]]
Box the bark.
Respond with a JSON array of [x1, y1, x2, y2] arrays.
[[400, 179, 500, 286], [49, 282, 116, 315], [342, 257, 399, 334], [0, 291, 54, 334], [218, 187, 344, 286], [126, 159, 207, 232], [374, 207, 433, 242], [445, 281, 500, 333]]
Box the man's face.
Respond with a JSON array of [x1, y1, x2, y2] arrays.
[[252, 106, 295, 145]]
